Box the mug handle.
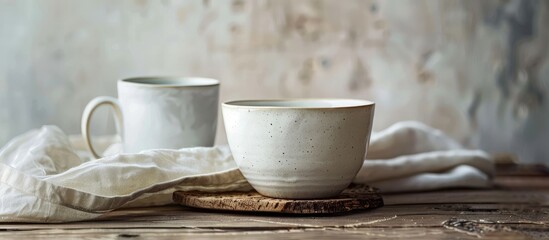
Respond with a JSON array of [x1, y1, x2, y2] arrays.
[[81, 96, 123, 159]]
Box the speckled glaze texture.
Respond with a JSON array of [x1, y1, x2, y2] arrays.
[[222, 99, 375, 199]]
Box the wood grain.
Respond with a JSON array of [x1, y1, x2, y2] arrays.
[[172, 185, 383, 214], [0, 164, 547, 239]]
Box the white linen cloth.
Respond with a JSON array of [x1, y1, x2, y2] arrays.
[[0, 121, 493, 222]]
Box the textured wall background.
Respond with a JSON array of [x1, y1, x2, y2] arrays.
[[1, 0, 548, 163]]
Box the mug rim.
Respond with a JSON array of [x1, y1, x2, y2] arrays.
[[119, 76, 220, 88], [222, 98, 375, 110]]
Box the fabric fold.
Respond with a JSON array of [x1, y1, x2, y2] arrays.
[[0, 121, 494, 222], [355, 150, 494, 183]]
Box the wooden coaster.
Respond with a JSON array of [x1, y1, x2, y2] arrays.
[[172, 185, 383, 214]]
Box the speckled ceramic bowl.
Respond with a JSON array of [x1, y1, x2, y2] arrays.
[[222, 99, 375, 199]]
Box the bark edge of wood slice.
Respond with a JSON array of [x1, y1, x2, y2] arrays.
[[172, 184, 383, 214]]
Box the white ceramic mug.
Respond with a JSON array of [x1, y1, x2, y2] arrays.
[[82, 77, 220, 158], [222, 99, 375, 199]]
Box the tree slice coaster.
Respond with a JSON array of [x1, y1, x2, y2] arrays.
[[172, 185, 383, 214]]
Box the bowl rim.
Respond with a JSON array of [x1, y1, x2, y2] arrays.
[[222, 98, 375, 110]]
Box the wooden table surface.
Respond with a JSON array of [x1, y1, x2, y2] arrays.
[[1, 164, 548, 239]]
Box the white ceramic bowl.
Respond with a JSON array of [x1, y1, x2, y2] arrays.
[[222, 99, 375, 199]]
